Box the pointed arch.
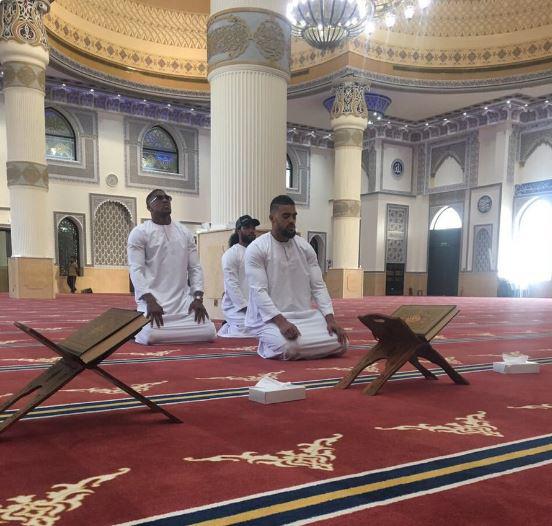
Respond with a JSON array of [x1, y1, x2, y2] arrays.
[[430, 206, 462, 230]]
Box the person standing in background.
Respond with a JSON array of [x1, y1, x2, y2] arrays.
[[67, 256, 79, 293]]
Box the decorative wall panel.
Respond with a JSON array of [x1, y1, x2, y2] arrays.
[[385, 204, 408, 264], [473, 224, 493, 272], [90, 194, 136, 266]]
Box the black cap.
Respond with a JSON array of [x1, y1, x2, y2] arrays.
[[235, 215, 260, 229]]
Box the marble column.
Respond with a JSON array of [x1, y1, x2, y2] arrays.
[[326, 78, 369, 298], [208, 0, 290, 228], [0, 0, 54, 298]]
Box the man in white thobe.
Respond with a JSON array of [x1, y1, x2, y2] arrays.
[[245, 195, 347, 360], [218, 215, 259, 338], [127, 189, 216, 345]]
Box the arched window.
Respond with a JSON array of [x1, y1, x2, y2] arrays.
[[430, 206, 462, 230], [510, 199, 552, 287], [286, 154, 294, 189], [45, 108, 76, 161], [142, 126, 179, 174], [58, 217, 80, 276]]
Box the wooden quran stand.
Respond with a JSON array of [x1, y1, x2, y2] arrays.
[[0, 308, 182, 436], [336, 311, 469, 396]]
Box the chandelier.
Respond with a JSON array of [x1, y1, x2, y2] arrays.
[[287, 0, 432, 50]]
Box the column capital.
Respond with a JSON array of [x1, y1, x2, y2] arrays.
[[207, 8, 290, 79], [330, 76, 369, 123], [0, 0, 50, 51]]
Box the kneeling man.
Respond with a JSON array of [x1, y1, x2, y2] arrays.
[[127, 189, 216, 345], [244, 195, 347, 360], [218, 215, 259, 338]]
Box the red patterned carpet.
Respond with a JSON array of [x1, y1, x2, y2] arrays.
[[1, 293, 551, 526]]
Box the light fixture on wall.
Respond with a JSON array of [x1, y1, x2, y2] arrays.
[[287, 0, 432, 50]]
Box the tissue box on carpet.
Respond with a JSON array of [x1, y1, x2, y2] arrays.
[[249, 376, 306, 404]]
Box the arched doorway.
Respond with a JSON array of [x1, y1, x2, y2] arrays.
[[427, 206, 462, 296], [308, 232, 327, 272], [58, 217, 80, 276]]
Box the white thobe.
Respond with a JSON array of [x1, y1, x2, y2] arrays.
[[127, 220, 216, 345], [244, 233, 346, 360], [218, 244, 256, 338]]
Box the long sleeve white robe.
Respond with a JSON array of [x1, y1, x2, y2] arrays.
[[127, 220, 216, 345], [244, 232, 346, 360], [218, 243, 256, 338]]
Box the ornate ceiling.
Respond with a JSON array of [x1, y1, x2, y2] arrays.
[[45, 0, 552, 95]]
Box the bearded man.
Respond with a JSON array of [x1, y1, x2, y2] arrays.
[[244, 195, 347, 360]]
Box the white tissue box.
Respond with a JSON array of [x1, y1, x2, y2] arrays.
[[493, 361, 540, 374], [249, 385, 306, 404]]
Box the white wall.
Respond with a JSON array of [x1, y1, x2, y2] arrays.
[[297, 146, 333, 258], [466, 185, 501, 271], [519, 143, 552, 184], [0, 98, 333, 271], [0, 94, 9, 217], [381, 142, 413, 193], [431, 156, 464, 188]]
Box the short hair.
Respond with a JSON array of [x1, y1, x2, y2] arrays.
[[146, 188, 165, 205], [270, 194, 295, 213]]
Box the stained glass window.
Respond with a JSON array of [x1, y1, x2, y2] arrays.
[[142, 126, 179, 174], [45, 108, 76, 161], [286, 155, 293, 189], [58, 217, 79, 276]]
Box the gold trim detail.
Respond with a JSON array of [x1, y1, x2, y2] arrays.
[[333, 128, 364, 148], [333, 200, 361, 218], [208, 15, 249, 61], [63, 381, 168, 395], [51, 0, 207, 49], [375, 411, 503, 437], [508, 403, 552, 410], [209, 8, 290, 27], [0, 357, 59, 364], [331, 80, 368, 120], [184, 434, 343, 472], [0, 468, 130, 526], [292, 33, 552, 71], [0, 0, 50, 50], [254, 20, 285, 62], [3, 61, 45, 92], [196, 371, 285, 382], [117, 350, 179, 357], [45, 12, 207, 78], [207, 12, 288, 75], [7, 161, 49, 189]]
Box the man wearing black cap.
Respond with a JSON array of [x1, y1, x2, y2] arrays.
[[218, 215, 260, 338]]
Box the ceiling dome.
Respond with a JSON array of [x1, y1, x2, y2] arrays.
[[45, 0, 552, 95]]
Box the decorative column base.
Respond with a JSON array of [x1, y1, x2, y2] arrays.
[[325, 268, 364, 299], [9, 257, 55, 299]]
